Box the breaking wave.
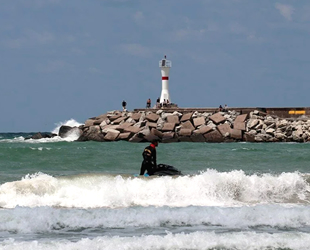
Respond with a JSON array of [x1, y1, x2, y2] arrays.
[[0, 170, 309, 209]]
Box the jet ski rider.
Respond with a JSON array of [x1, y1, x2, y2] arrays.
[[140, 139, 159, 176]]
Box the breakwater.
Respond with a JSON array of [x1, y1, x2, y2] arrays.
[[70, 107, 310, 143]]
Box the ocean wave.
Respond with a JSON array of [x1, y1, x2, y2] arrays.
[[0, 134, 78, 143], [0, 119, 83, 143], [2, 231, 310, 250], [0, 205, 310, 234], [0, 170, 309, 208]]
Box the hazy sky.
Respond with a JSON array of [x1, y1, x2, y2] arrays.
[[1, 0, 310, 132]]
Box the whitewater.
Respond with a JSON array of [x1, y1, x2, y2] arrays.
[[1, 120, 310, 249]]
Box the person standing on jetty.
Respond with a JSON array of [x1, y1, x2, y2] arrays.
[[122, 100, 127, 111], [146, 98, 151, 108], [156, 97, 160, 108], [223, 104, 228, 112], [140, 139, 158, 176]]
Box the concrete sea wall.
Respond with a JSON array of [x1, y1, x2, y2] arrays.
[[75, 108, 310, 143]]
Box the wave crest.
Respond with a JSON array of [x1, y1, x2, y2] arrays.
[[0, 170, 309, 209]]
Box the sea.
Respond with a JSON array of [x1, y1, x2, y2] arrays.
[[1, 120, 310, 250]]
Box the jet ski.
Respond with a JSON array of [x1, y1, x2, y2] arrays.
[[152, 163, 182, 176]]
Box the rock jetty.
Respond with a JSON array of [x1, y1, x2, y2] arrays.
[[71, 109, 310, 143]]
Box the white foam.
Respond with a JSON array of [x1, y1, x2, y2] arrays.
[[61, 127, 82, 141], [30, 147, 51, 151], [52, 118, 83, 135], [0, 119, 83, 143], [24, 135, 73, 143], [1, 204, 310, 234], [0, 136, 26, 143], [0, 170, 309, 209], [2, 231, 310, 250]]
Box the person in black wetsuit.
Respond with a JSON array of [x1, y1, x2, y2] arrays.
[[122, 100, 127, 111], [140, 139, 158, 175]]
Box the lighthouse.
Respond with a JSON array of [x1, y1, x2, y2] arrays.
[[159, 55, 171, 104]]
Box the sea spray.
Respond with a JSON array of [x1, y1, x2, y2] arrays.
[[52, 118, 83, 135], [0, 170, 309, 209]]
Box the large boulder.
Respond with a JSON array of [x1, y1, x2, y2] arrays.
[[146, 121, 158, 128], [178, 128, 192, 136], [204, 130, 224, 142], [181, 120, 195, 131], [59, 126, 72, 136], [292, 129, 304, 142], [166, 115, 180, 124], [131, 113, 141, 121], [93, 114, 108, 125], [129, 133, 144, 142], [104, 130, 120, 141], [115, 122, 133, 132], [151, 128, 163, 138], [26, 132, 56, 140], [108, 113, 122, 121], [247, 119, 259, 129], [244, 132, 255, 142], [145, 112, 160, 122], [230, 128, 242, 140], [59, 125, 82, 138], [180, 112, 193, 122], [162, 132, 178, 143], [84, 118, 96, 127], [209, 113, 226, 124], [217, 123, 231, 137], [193, 117, 206, 127], [143, 134, 160, 142], [161, 123, 176, 132], [111, 116, 127, 124], [77, 126, 105, 142], [190, 133, 206, 142], [194, 125, 213, 135], [233, 114, 247, 131], [118, 132, 132, 141], [124, 126, 141, 134]]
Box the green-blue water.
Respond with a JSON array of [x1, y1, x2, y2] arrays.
[[1, 136, 310, 184], [1, 133, 310, 249]]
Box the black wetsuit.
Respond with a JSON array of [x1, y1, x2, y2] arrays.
[[140, 144, 157, 175], [122, 101, 127, 109]]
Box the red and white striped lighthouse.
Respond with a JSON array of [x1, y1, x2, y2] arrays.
[[159, 55, 172, 104]]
